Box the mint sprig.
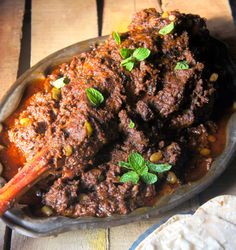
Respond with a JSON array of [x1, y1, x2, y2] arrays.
[[120, 47, 151, 71], [174, 61, 189, 70], [112, 31, 121, 45], [120, 48, 133, 59], [129, 119, 135, 129], [120, 171, 139, 184], [85, 87, 104, 107], [141, 172, 157, 185], [159, 22, 174, 35], [119, 152, 172, 185], [146, 162, 172, 173]]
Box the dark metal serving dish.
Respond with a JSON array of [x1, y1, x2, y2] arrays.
[[0, 36, 236, 237]]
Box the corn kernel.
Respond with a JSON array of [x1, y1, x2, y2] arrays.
[[209, 73, 218, 82], [200, 148, 211, 156], [51, 87, 61, 100], [41, 206, 53, 216], [79, 193, 89, 202], [162, 11, 169, 18], [85, 120, 93, 137], [208, 135, 216, 143], [63, 145, 73, 157], [0, 123, 3, 133], [167, 171, 177, 184], [20, 117, 31, 126], [150, 151, 163, 163]]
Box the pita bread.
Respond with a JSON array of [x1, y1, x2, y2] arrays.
[[195, 195, 236, 225], [136, 215, 191, 250], [135, 195, 236, 250]]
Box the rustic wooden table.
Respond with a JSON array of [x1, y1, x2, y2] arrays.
[[0, 0, 236, 249]]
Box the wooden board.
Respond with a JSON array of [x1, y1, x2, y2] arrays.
[[31, 0, 98, 65], [0, 0, 25, 100], [11, 229, 107, 250], [0, 0, 25, 248]]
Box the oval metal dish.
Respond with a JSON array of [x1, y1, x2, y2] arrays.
[[1, 36, 236, 237]]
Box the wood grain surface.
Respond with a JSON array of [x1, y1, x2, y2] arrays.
[[0, 0, 25, 248], [0, 0, 25, 100], [0, 0, 235, 249]]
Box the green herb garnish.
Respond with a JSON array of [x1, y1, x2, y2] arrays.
[[141, 172, 158, 184], [120, 47, 151, 71], [120, 171, 139, 184], [119, 152, 172, 185], [51, 77, 69, 89], [112, 31, 121, 45], [146, 162, 172, 173], [159, 22, 174, 35], [129, 119, 135, 129], [120, 57, 135, 71], [85, 87, 104, 107], [120, 48, 133, 59], [174, 61, 189, 70], [133, 48, 151, 61]]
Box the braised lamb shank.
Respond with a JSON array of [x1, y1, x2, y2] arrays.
[[0, 9, 225, 217]]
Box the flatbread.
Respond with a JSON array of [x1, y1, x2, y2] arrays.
[[136, 215, 191, 250], [135, 195, 236, 250], [195, 195, 236, 225], [137, 215, 224, 250]]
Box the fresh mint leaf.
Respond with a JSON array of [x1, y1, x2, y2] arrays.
[[118, 161, 131, 169], [133, 48, 151, 61], [128, 152, 145, 170], [128, 152, 148, 175], [120, 48, 133, 59], [120, 57, 133, 65], [112, 31, 121, 45], [174, 61, 189, 70], [120, 47, 151, 71], [118, 152, 170, 185], [142, 172, 158, 184], [121, 58, 135, 71], [147, 162, 172, 173], [159, 22, 174, 35], [51, 77, 67, 89], [129, 120, 135, 129], [85, 87, 104, 107], [120, 171, 139, 184], [125, 61, 135, 71]]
